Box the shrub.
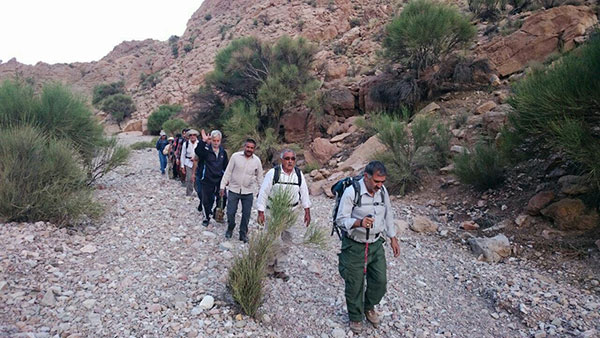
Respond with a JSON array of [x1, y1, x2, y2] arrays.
[[369, 78, 421, 112], [453, 141, 506, 190], [383, 0, 476, 77], [169, 35, 180, 58], [92, 81, 125, 106], [183, 44, 193, 53], [85, 137, 130, 185], [190, 84, 225, 128], [468, 0, 507, 20], [222, 101, 261, 153], [371, 113, 450, 194], [147, 105, 182, 135], [349, 18, 361, 28], [130, 140, 155, 150], [0, 125, 101, 225], [101, 94, 135, 126], [303, 224, 328, 249], [139, 72, 160, 89], [205, 13, 212, 21], [161, 118, 188, 136], [508, 36, 600, 189], [302, 162, 320, 173]]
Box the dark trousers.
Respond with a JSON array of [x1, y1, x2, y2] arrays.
[[226, 191, 253, 238], [195, 166, 203, 205], [201, 181, 226, 220], [338, 237, 387, 322]]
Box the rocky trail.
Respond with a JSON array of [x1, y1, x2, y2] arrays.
[[1, 147, 599, 338]]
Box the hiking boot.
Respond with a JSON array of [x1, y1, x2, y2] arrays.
[[272, 271, 290, 282], [225, 230, 232, 239], [197, 203, 202, 212], [202, 219, 209, 227], [239, 234, 248, 243], [349, 321, 363, 334], [365, 309, 380, 328]]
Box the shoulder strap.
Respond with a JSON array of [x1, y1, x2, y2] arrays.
[[352, 179, 361, 207], [294, 166, 302, 187], [272, 166, 281, 185]]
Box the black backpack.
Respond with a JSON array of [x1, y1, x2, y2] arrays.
[[272, 165, 302, 187], [330, 176, 362, 239]]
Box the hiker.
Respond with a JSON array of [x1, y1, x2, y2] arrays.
[[180, 129, 200, 196], [155, 131, 169, 175], [166, 136, 175, 179], [174, 129, 189, 182], [256, 149, 311, 281], [335, 160, 400, 334], [171, 133, 183, 180], [194, 129, 228, 226], [219, 138, 263, 243]]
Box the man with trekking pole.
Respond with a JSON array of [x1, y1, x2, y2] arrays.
[[335, 161, 400, 334]]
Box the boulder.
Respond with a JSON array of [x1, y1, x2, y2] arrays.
[[541, 198, 599, 231], [325, 61, 348, 81], [479, 6, 598, 77], [475, 101, 497, 115], [324, 87, 356, 117], [396, 219, 409, 235], [280, 107, 316, 143], [558, 175, 590, 195], [331, 132, 351, 143], [308, 138, 340, 165], [468, 234, 511, 263], [337, 135, 387, 173], [418, 102, 440, 116], [409, 216, 439, 233], [123, 120, 143, 132], [525, 191, 555, 215], [461, 221, 480, 231], [326, 120, 342, 136]]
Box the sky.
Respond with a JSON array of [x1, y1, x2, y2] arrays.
[[0, 1, 203, 65]]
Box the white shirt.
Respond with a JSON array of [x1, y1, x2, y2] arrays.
[[220, 151, 264, 195], [180, 140, 198, 168], [256, 166, 311, 212]]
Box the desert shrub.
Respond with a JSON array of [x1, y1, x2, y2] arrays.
[[85, 137, 130, 185], [205, 13, 212, 21], [508, 36, 600, 189], [183, 44, 193, 53], [130, 140, 154, 150], [101, 94, 135, 126], [453, 141, 506, 190], [190, 85, 225, 129], [468, 0, 507, 20], [0, 125, 102, 224], [303, 224, 328, 249], [302, 162, 320, 173], [161, 118, 188, 136], [147, 105, 182, 135], [383, 0, 476, 77], [92, 81, 125, 106], [349, 18, 361, 28], [369, 78, 421, 112], [222, 102, 261, 152], [169, 35, 180, 58], [371, 113, 450, 194], [228, 189, 296, 317], [139, 72, 160, 89]]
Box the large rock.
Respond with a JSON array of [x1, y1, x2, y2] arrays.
[[280, 107, 316, 143], [482, 104, 511, 135], [325, 61, 348, 81], [479, 6, 598, 77], [525, 191, 555, 215], [324, 87, 356, 117], [468, 234, 511, 263], [409, 216, 439, 233], [541, 198, 599, 231], [123, 120, 143, 132], [308, 138, 340, 165], [337, 135, 387, 173], [558, 175, 591, 195]]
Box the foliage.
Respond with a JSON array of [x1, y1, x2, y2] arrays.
[[183, 44, 193, 53], [139, 72, 160, 89], [84, 137, 130, 185], [169, 35, 180, 58], [0, 125, 102, 225], [303, 224, 328, 249], [205, 13, 212, 21], [371, 113, 450, 194], [190, 84, 225, 128], [383, 0, 476, 77], [222, 101, 261, 153], [302, 162, 320, 173], [369, 78, 421, 113], [468, 0, 507, 20], [101, 94, 135, 125], [162, 118, 189, 137], [147, 104, 182, 135], [349, 18, 361, 28], [453, 141, 506, 190], [228, 189, 296, 317], [507, 36, 600, 189], [92, 81, 125, 106]]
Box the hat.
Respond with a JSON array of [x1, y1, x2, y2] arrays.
[[187, 129, 199, 136], [168, 136, 174, 141], [159, 130, 166, 136]]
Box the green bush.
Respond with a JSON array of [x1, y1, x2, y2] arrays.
[[453, 141, 506, 190], [222, 101, 261, 153], [349, 18, 361, 28], [0, 125, 101, 225], [169, 35, 180, 58], [162, 118, 188, 137], [92, 81, 125, 106], [147, 105, 182, 135], [383, 0, 476, 77], [371, 113, 450, 194], [468, 0, 506, 20], [139, 72, 160, 89], [508, 36, 600, 189], [101, 94, 135, 126]]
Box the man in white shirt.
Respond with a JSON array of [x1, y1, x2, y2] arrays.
[[220, 138, 263, 243], [256, 149, 311, 281], [179, 129, 199, 196]]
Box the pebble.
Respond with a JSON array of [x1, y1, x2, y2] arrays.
[[79, 244, 97, 254]]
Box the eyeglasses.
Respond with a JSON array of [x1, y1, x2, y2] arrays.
[[283, 157, 296, 161]]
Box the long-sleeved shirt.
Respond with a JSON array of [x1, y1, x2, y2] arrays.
[[256, 166, 311, 212], [335, 178, 396, 243], [156, 138, 168, 152], [194, 140, 228, 184], [179, 139, 198, 168], [220, 151, 263, 195]]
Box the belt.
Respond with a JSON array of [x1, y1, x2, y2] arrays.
[[266, 202, 298, 209], [345, 232, 382, 244]]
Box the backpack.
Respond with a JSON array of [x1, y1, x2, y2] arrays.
[[162, 144, 171, 155], [330, 176, 387, 239], [272, 165, 302, 187]]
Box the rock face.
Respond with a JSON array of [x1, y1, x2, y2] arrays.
[[468, 234, 511, 263], [324, 87, 356, 117], [307, 138, 340, 165], [337, 135, 387, 173], [479, 6, 598, 77], [541, 198, 599, 231]]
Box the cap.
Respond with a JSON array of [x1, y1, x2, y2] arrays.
[[159, 130, 166, 136], [187, 129, 199, 136], [168, 136, 174, 141]]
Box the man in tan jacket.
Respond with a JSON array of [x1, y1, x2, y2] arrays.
[[220, 139, 263, 242]]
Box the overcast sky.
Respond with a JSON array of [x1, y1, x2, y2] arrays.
[[0, 1, 203, 65]]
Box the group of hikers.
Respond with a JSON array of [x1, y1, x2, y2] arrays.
[[154, 128, 400, 334]]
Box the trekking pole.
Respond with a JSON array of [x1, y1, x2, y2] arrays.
[[364, 214, 372, 275]]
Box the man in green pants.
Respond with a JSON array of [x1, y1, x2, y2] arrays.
[[335, 161, 400, 334]]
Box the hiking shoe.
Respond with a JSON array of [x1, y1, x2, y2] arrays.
[[365, 309, 380, 328], [202, 219, 209, 227], [197, 203, 202, 212], [349, 321, 363, 334], [239, 235, 248, 243], [225, 230, 232, 239], [273, 271, 290, 282]]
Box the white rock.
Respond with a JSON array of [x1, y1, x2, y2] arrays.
[[332, 328, 346, 338], [199, 295, 214, 310], [41, 290, 56, 307], [82, 299, 96, 309], [80, 244, 97, 254]]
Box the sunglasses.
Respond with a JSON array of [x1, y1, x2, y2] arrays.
[[283, 156, 296, 161]]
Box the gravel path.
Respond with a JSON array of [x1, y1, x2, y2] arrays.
[[1, 149, 599, 337]]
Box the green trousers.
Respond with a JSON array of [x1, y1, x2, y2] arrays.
[[338, 236, 387, 322]]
